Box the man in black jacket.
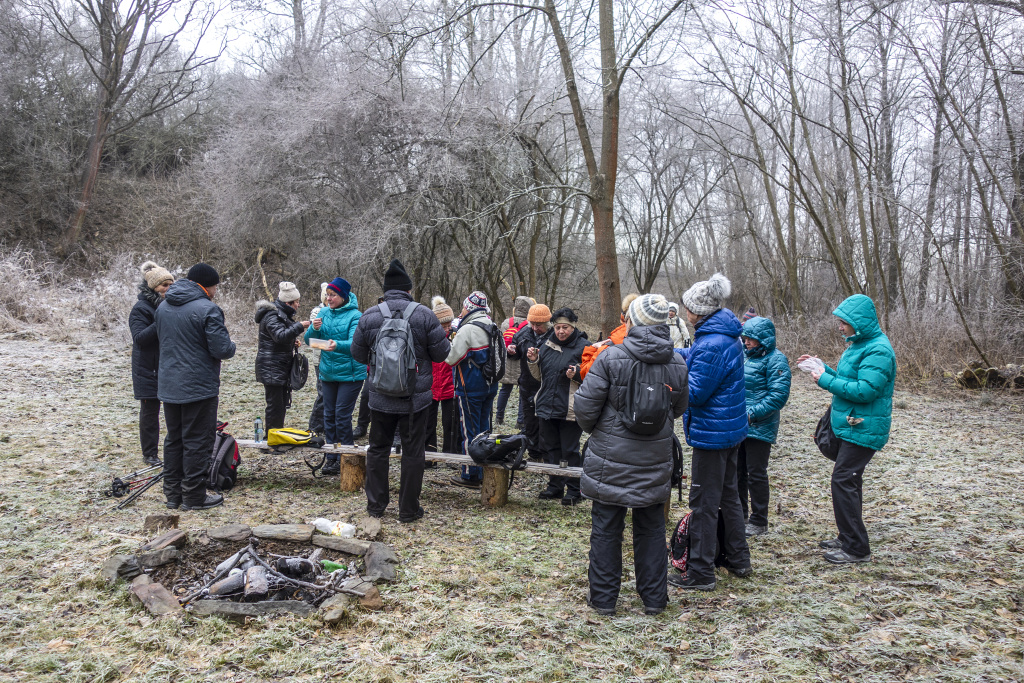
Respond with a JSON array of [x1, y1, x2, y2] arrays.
[[507, 304, 551, 461], [155, 263, 236, 511], [350, 259, 451, 522], [574, 294, 689, 616]]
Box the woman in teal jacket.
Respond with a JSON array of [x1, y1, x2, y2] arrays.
[[305, 277, 367, 474], [739, 316, 791, 537], [799, 294, 896, 565]]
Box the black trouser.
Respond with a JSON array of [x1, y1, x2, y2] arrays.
[[688, 446, 750, 583], [264, 384, 288, 430], [139, 398, 161, 461], [356, 381, 371, 431], [426, 398, 459, 454], [163, 397, 218, 506], [495, 383, 515, 421], [308, 368, 325, 435], [737, 438, 773, 527], [365, 408, 429, 518], [832, 439, 876, 557], [588, 501, 668, 610], [537, 417, 582, 495], [519, 390, 542, 460]]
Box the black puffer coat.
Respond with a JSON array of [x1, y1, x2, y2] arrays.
[[350, 290, 452, 414], [526, 328, 588, 420], [255, 300, 305, 386], [574, 325, 689, 507], [129, 284, 161, 400], [509, 324, 546, 395]]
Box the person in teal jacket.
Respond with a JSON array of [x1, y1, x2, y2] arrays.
[[798, 294, 896, 565], [739, 316, 791, 538], [305, 277, 367, 475]]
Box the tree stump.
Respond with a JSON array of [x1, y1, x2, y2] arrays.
[[481, 468, 509, 507], [339, 454, 366, 492]]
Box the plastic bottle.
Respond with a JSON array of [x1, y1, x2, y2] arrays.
[[254, 417, 264, 442], [310, 518, 357, 538]]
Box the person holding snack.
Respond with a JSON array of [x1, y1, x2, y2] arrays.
[[255, 282, 310, 431], [129, 261, 174, 467], [304, 277, 365, 476]]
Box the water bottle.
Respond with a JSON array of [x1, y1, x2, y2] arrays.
[[254, 417, 264, 443]]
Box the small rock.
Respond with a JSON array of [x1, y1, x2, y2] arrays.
[[142, 514, 179, 533], [251, 524, 314, 543], [129, 574, 153, 605], [356, 516, 382, 540], [209, 523, 251, 543], [363, 542, 399, 583], [131, 582, 182, 616], [312, 535, 371, 556], [320, 594, 353, 624], [358, 585, 383, 611], [142, 529, 188, 551], [193, 530, 211, 547], [190, 600, 314, 622], [139, 547, 179, 568], [100, 555, 142, 584]]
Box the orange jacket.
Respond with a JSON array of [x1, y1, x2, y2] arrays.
[[578, 323, 628, 380]]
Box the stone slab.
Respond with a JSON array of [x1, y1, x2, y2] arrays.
[[319, 594, 353, 625], [142, 529, 188, 551], [363, 543, 399, 583], [190, 599, 314, 622], [208, 523, 251, 543], [131, 582, 182, 616], [355, 516, 382, 540], [311, 535, 371, 556], [139, 547, 179, 568], [100, 555, 142, 584], [251, 524, 314, 543]]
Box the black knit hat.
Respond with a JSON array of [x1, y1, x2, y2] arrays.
[[187, 262, 220, 287], [382, 259, 413, 292]]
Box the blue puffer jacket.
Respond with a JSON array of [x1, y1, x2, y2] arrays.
[[305, 292, 367, 383], [675, 308, 747, 450], [742, 317, 792, 444]]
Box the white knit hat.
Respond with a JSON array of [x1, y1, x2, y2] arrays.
[[278, 281, 301, 303], [628, 294, 670, 326], [681, 274, 731, 317]]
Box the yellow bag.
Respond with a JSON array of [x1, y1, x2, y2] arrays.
[[267, 428, 323, 447]]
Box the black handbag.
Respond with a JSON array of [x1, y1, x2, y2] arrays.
[[289, 351, 309, 391], [814, 406, 841, 462]]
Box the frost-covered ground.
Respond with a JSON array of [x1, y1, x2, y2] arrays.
[[0, 329, 1022, 682]]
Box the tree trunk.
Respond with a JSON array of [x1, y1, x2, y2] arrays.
[[67, 107, 111, 247]]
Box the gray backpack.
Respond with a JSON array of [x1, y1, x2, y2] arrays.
[[370, 301, 419, 397]]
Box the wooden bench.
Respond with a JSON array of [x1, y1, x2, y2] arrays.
[[235, 440, 581, 508]]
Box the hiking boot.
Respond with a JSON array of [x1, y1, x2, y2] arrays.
[[819, 538, 843, 550], [561, 494, 584, 506], [181, 493, 224, 511], [643, 605, 666, 616], [824, 549, 871, 564], [538, 488, 563, 500], [745, 523, 767, 537], [399, 507, 426, 523], [727, 564, 753, 578], [667, 572, 716, 591], [366, 508, 384, 519], [352, 426, 367, 440], [496, 415, 505, 425], [143, 454, 162, 467], [165, 500, 181, 510], [321, 460, 340, 476], [449, 476, 481, 489], [588, 601, 616, 616]]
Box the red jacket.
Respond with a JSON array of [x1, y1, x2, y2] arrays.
[[432, 361, 455, 401]]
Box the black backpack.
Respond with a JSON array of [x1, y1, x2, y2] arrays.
[[468, 320, 506, 385], [619, 349, 671, 435], [208, 423, 241, 491], [467, 433, 530, 490]]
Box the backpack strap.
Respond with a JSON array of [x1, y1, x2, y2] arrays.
[[379, 301, 393, 319]]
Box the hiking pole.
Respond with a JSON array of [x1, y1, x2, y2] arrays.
[[114, 471, 165, 510]]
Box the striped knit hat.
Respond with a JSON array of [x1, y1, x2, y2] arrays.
[[681, 273, 731, 316], [628, 294, 670, 327], [464, 290, 488, 313], [741, 306, 757, 323]]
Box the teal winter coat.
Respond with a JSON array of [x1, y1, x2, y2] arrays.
[[742, 317, 791, 444], [817, 294, 897, 451], [305, 293, 368, 383]]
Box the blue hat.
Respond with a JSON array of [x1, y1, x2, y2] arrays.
[[326, 277, 351, 301]]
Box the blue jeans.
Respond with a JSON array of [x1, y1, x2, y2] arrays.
[[322, 380, 363, 462], [495, 383, 515, 421], [457, 389, 497, 482]]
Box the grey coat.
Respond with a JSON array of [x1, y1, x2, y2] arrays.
[[574, 325, 689, 508], [155, 279, 237, 404], [350, 290, 452, 414]]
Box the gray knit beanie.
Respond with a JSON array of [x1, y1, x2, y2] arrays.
[[681, 273, 731, 317], [278, 281, 300, 303], [628, 294, 670, 327]]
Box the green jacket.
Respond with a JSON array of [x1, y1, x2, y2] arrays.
[[742, 317, 791, 444], [304, 293, 367, 383], [817, 294, 897, 451]]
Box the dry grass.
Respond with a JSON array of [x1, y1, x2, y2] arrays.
[[0, 327, 1022, 682]]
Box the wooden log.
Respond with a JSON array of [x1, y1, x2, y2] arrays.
[[481, 468, 509, 507], [339, 453, 366, 492], [209, 572, 246, 596], [244, 566, 269, 601]]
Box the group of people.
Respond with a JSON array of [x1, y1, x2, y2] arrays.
[[129, 258, 896, 615]]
